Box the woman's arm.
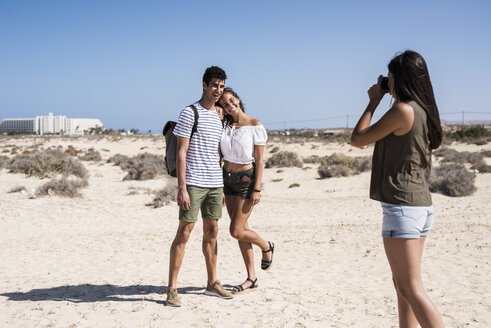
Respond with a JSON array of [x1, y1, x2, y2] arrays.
[[351, 81, 414, 147], [251, 145, 265, 205]]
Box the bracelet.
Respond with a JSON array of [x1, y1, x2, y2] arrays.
[[253, 189, 261, 193]]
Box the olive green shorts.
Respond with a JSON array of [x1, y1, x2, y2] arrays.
[[178, 185, 223, 223]]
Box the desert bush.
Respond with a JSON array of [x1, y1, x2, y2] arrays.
[[481, 150, 491, 157], [150, 182, 178, 208], [429, 164, 476, 197], [8, 185, 26, 193], [272, 178, 283, 182], [303, 155, 321, 164], [36, 178, 88, 198], [119, 153, 166, 181], [8, 149, 88, 179], [318, 165, 353, 178], [473, 138, 489, 146], [453, 125, 491, 141], [319, 153, 371, 172], [265, 151, 303, 168], [107, 154, 130, 167], [65, 145, 80, 157], [288, 182, 300, 188], [79, 150, 102, 162], [270, 146, 280, 153], [434, 147, 484, 165], [471, 161, 491, 173], [2, 149, 10, 153], [0, 155, 8, 169]]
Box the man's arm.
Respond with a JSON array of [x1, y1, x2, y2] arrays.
[[176, 136, 190, 210]]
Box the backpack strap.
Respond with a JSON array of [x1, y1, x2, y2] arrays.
[[188, 104, 199, 139]]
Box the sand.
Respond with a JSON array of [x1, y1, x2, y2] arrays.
[[0, 135, 490, 327]]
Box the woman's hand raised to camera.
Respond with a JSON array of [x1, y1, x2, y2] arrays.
[[367, 75, 387, 105]]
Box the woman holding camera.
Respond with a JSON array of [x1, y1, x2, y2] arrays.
[[218, 87, 274, 293], [351, 51, 444, 328]]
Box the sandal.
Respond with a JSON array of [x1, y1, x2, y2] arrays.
[[232, 277, 258, 293], [261, 241, 274, 271]]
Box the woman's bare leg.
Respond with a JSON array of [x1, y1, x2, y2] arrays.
[[384, 237, 443, 328]]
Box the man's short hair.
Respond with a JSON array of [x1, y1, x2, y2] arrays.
[[203, 66, 227, 85]]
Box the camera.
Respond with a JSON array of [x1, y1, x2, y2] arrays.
[[381, 77, 389, 91]]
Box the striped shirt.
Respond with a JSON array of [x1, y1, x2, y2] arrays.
[[173, 101, 223, 188]]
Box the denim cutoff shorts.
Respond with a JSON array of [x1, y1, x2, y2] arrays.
[[381, 202, 434, 238]]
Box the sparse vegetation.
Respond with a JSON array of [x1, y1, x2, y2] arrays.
[[149, 182, 178, 208], [0, 155, 8, 169], [8, 149, 88, 179], [318, 165, 353, 178], [288, 182, 300, 188], [107, 154, 130, 167], [434, 148, 484, 164], [265, 151, 303, 168], [270, 146, 280, 153], [36, 178, 88, 198], [481, 150, 491, 157], [429, 164, 476, 197], [110, 153, 166, 181], [65, 145, 80, 157], [443, 125, 491, 143], [79, 150, 102, 162]]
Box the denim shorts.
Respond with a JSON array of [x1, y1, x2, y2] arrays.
[[381, 202, 434, 238], [223, 167, 255, 199]]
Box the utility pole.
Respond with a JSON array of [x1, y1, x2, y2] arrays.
[[461, 111, 465, 129]]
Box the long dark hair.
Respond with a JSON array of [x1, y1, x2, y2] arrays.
[[388, 50, 442, 149], [218, 87, 245, 126]]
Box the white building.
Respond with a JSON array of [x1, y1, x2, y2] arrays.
[[0, 113, 104, 135]]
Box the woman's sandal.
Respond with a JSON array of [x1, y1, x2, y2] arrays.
[[232, 277, 258, 293], [261, 241, 275, 271]]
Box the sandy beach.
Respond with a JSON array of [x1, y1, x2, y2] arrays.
[[0, 135, 490, 328]]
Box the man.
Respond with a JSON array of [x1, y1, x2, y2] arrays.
[[166, 66, 232, 307]]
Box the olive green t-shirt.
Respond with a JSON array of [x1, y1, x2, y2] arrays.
[[370, 101, 432, 206]]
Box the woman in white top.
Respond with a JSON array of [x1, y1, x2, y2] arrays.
[[218, 87, 274, 293]]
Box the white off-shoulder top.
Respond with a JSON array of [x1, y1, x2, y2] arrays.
[[220, 125, 268, 164]]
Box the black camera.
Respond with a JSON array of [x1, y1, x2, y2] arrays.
[[381, 77, 389, 91]]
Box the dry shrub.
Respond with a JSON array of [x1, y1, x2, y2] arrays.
[[0, 155, 8, 169], [36, 178, 88, 198], [319, 153, 371, 172], [119, 153, 166, 181], [270, 146, 280, 153], [471, 161, 491, 173], [481, 150, 491, 157], [8, 149, 88, 179], [473, 138, 489, 146], [434, 147, 483, 164], [272, 178, 283, 182], [79, 150, 102, 162], [150, 182, 178, 208], [288, 182, 300, 188], [65, 145, 80, 157], [8, 185, 26, 193], [1, 149, 10, 153], [303, 155, 321, 164], [265, 151, 303, 168], [107, 154, 130, 167], [429, 164, 476, 197], [318, 165, 353, 178]]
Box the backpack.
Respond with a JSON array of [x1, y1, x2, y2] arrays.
[[162, 104, 199, 177]]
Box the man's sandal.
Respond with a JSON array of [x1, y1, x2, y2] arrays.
[[232, 277, 258, 293], [261, 241, 275, 271]]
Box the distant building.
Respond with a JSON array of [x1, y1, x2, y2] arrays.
[[0, 113, 104, 135]]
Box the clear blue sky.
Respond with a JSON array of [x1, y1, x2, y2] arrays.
[[1, 0, 490, 132]]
